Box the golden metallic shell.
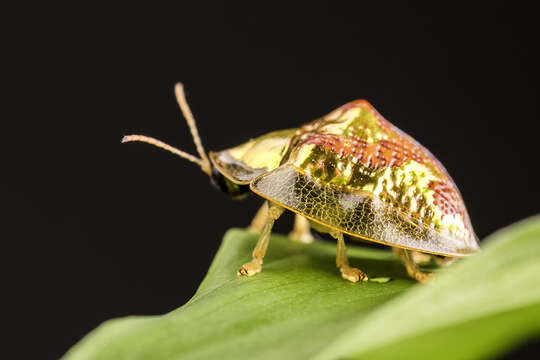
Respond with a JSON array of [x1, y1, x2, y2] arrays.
[[211, 100, 479, 256], [209, 129, 296, 184]]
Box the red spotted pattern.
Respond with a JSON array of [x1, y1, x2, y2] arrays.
[[428, 180, 462, 216], [301, 133, 426, 169]]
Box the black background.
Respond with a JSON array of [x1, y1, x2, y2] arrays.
[[3, 2, 539, 359]]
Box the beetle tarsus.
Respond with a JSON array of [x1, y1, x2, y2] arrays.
[[289, 230, 315, 244], [339, 265, 368, 282], [393, 248, 435, 283], [288, 215, 314, 244], [411, 270, 434, 283], [238, 260, 262, 276]]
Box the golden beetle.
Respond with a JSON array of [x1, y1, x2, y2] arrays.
[[123, 83, 479, 283]]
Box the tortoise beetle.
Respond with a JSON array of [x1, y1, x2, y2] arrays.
[[123, 83, 479, 283]]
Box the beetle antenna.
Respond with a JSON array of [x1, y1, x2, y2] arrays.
[[174, 82, 212, 175], [121, 83, 212, 176], [122, 135, 207, 169]]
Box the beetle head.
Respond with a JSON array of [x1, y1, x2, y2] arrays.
[[209, 166, 250, 199]]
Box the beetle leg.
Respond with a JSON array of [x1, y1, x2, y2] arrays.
[[434, 255, 456, 266], [411, 251, 432, 265], [393, 248, 434, 283], [247, 201, 268, 233], [238, 202, 285, 276], [330, 230, 368, 282], [288, 215, 314, 243], [412, 251, 456, 267]]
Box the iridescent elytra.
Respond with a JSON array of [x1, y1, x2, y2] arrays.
[[123, 83, 479, 283]]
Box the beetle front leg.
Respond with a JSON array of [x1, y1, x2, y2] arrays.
[[238, 202, 285, 276], [330, 230, 368, 282], [393, 247, 434, 283], [247, 201, 268, 233], [288, 214, 314, 243]]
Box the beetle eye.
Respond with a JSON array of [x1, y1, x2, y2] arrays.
[[210, 166, 228, 192], [210, 166, 250, 199]]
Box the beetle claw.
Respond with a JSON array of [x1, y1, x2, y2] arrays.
[[237, 260, 262, 276]]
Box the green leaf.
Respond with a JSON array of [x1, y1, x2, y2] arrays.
[[64, 216, 540, 360]]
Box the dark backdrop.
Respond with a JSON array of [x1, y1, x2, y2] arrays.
[[2, 3, 539, 359]]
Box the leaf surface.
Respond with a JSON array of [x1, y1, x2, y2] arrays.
[[64, 216, 540, 360]]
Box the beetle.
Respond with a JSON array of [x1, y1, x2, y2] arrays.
[[123, 83, 479, 283]]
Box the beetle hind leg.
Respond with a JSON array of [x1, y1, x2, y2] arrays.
[[393, 248, 434, 283], [411, 251, 432, 265], [434, 255, 456, 266], [330, 230, 368, 282], [288, 214, 314, 243], [238, 202, 285, 277], [411, 251, 455, 267]]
